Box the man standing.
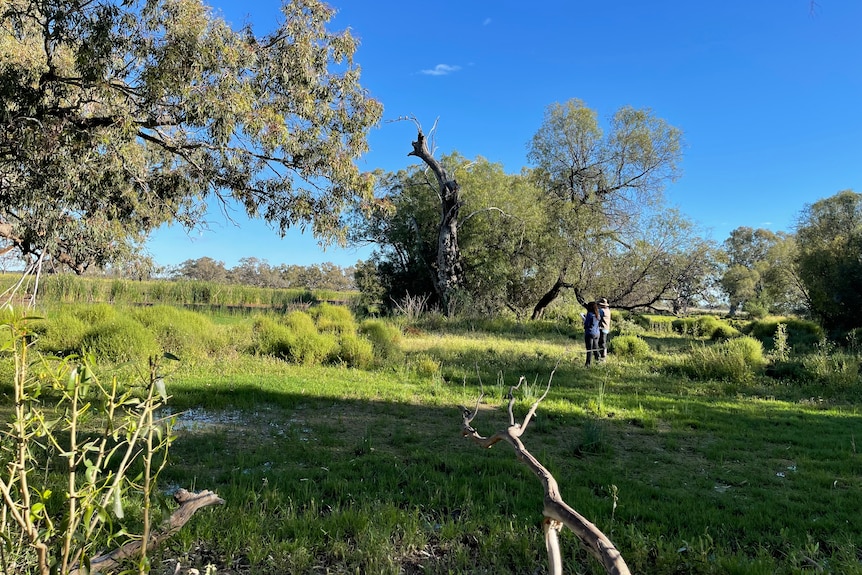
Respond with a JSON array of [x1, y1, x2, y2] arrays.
[[598, 298, 611, 361]]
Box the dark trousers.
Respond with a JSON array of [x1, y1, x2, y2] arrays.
[[585, 333, 600, 366]]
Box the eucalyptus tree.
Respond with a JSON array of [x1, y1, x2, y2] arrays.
[[719, 227, 803, 316], [795, 189, 862, 332], [525, 99, 683, 318], [0, 0, 382, 273]]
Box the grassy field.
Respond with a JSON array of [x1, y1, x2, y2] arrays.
[[2, 301, 862, 574]]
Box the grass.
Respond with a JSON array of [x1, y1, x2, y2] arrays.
[[3, 299, 862, 574]]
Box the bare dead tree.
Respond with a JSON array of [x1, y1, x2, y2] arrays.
[[460, 375, 630, 575]]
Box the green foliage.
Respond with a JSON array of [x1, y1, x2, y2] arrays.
[[635, 314, 675, 334], [681, 336, 765, 382], [800, 341, 860, 386], [0, 312, 176, 574], [795, 190, 862, 331], [747, 317, 824, 351], [359, 319, 403, 363], [672, 316, 715, 337], [608, 335, 650, 360], [710, 322, 741, 341], [335, 332, 375, 369], [33, 312, 89, 355], [130, 305, 228, 361], [80, 315, 161, 363], [0, 0, 382, 272], [311, 302, 358, 334]]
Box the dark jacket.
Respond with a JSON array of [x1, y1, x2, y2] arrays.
[[584, 312, 600, 337]]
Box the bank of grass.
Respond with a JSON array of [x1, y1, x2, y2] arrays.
[[4, 303, 862, 574]]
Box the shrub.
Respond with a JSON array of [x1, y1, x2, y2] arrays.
[[682, 336, 764, 382], [310, 303, 357, 334], [335, 332, 374, 368], [672, 315, 724, 338], [130, 305, 228, 360], [634, 315, 675, 334], [34, 312, 89, 355], [748, 317, 824, 351], [609, 335, 650, 360], [250, 315, 294, 358], [359, 319, 402, 363], [412, 354, 442, 378], [710, 323, 741, 341], [282, 311, 338, 365], [80, 316, 161, 363], [801, 341, 860, 386]]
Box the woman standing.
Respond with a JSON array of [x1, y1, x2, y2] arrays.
[[583, 301, 601, 366]]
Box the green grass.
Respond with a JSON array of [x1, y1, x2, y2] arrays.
[[3, 300, 862, 574]]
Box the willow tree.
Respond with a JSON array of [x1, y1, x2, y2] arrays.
[[526, 99, 683, 318], [0, 0, 382, 273]]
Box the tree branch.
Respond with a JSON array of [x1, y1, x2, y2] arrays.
[[460, 376, 630, 575], [69, 489, 224, 575]]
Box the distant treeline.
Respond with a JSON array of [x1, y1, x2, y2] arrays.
[[1, 273, 358, 310], [164, 257, 357, 291]]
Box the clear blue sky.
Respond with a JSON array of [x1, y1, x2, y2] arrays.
[[145, 0, 862, 270]]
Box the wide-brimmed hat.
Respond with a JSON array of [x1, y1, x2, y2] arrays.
[[598, 298, 610, 307]]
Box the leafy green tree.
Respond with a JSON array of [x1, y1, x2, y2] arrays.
[[525, 99, 684, 318], [795, 190, 862, 332], [351, 153, 547, 316], [719, 227, 803, 316], [173, 257, 228, 282], [0, 0, 382, 273]]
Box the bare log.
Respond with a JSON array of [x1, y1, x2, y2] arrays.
[[69, 489, 224, 575], [461, 376, 631, 575]]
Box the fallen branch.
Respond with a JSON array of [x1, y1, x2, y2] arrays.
[[460, 374, 630, 575], [70, 489, 224, 575]]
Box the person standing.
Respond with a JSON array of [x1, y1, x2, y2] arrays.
[[598, 298, 611, 361], [583, 301, 601, 366]]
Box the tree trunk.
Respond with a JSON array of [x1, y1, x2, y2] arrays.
[[408, 129, 463, 314], [531, 271, 572, 320]]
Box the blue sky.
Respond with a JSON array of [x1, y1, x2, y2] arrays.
[[145, 0, 862, 270]]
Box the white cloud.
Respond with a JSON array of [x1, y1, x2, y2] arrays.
[[420, 64, 461, 76]]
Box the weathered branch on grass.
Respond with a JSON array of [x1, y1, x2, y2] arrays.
[[69, 489, 224, 575], [460, 375, 630, 575]]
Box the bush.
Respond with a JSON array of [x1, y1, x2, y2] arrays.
[[80, 316, 161, 363], [250, 315, 294, 358], [282, 311, 338, 365], [634, 315, 675, 334], [748, 317, 824, 351], [672, 315, 727, 338], [130, 305, 228, 361], [710, 323, 741, 341], [310, 303, 357, 334], [33, 312, 89, 355], [682, 336, 764, 382], [359, 319, 402, 363], [609, 335, 650, 360], [334, 332, 374, 368]]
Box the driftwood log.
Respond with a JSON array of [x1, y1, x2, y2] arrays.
[[70, 489, 224, 575], [461, 376, 631, 575]]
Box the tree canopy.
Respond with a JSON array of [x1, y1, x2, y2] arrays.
[[0, 0, 382, 273], [795, 189, 862, 332]]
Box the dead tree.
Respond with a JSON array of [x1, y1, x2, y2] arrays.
[[460, 377, 630, 575], [406, 124, 464, 314]]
